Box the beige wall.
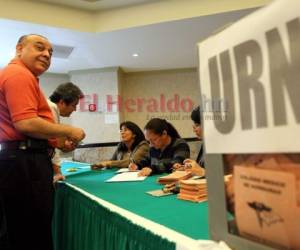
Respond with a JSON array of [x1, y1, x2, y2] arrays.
[[121, 68, 200, 138], [39, 68, 200, 142], [68, 68, 121, 143], [40, 73, 70, 98]]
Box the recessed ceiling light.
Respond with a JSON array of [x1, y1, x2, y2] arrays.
[[132, 53, 139, 57]]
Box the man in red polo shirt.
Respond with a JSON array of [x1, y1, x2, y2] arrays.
[[0, 34, 85, 250]]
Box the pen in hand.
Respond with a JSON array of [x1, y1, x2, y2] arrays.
[[172, 163, 184, 172], [128, 157, 138, 171]]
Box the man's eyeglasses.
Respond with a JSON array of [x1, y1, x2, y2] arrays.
[[147, 134, 162, 144]]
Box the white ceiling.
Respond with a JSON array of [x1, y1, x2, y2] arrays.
[[0, 3, 257, 74]]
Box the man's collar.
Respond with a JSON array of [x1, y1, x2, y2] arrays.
[[9, 58, 39, 80]]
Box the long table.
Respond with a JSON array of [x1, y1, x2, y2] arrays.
[[53, 161, 210, 250]]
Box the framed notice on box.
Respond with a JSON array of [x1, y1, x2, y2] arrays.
[[235, 166, 300, 249]]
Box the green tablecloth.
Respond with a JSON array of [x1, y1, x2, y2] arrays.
[[53, 162, 209, 250]]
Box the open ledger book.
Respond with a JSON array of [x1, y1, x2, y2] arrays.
[[106, 171, 146, 182]]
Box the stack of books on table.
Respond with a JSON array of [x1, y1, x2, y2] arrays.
[[177, 179, 207, 202], [158, 171, 192, 185], [177, 175, 232, 202]]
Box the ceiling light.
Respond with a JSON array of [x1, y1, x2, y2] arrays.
[[132, 53, 139, 57], [52, 44, 74, 59]]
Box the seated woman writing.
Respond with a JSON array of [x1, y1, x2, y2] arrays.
[[181, 105, 205, 177], [130, 118, 190, 176], [91, 121, 149, 169]]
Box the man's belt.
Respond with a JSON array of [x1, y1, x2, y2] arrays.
[[0, 139, 50, 151]]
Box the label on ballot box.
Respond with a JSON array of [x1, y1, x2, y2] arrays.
[[234, 166, 300, 249], [198, 0, 300, 154]]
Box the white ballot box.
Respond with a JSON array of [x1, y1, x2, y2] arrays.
[[198, 0, 300, 249]]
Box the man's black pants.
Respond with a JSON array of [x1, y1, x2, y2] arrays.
[[0, 148, 54, 250]]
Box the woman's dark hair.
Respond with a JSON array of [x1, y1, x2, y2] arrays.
[[118, 121, 145, 151], [49, 82, 83, 105], [144, 118, 180, 138], [191, 106, 201, 125]]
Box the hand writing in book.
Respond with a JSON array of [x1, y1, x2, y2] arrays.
[[172, 163, 184, 172], [129, 163, 138, 171], [138, 167, 152, 176], [183, 159, 205, 177]]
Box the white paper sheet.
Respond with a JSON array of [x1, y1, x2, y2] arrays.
[[106, 171, 146, 182], [115, 168, 139, 174], [115, 168, 130, 174]]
